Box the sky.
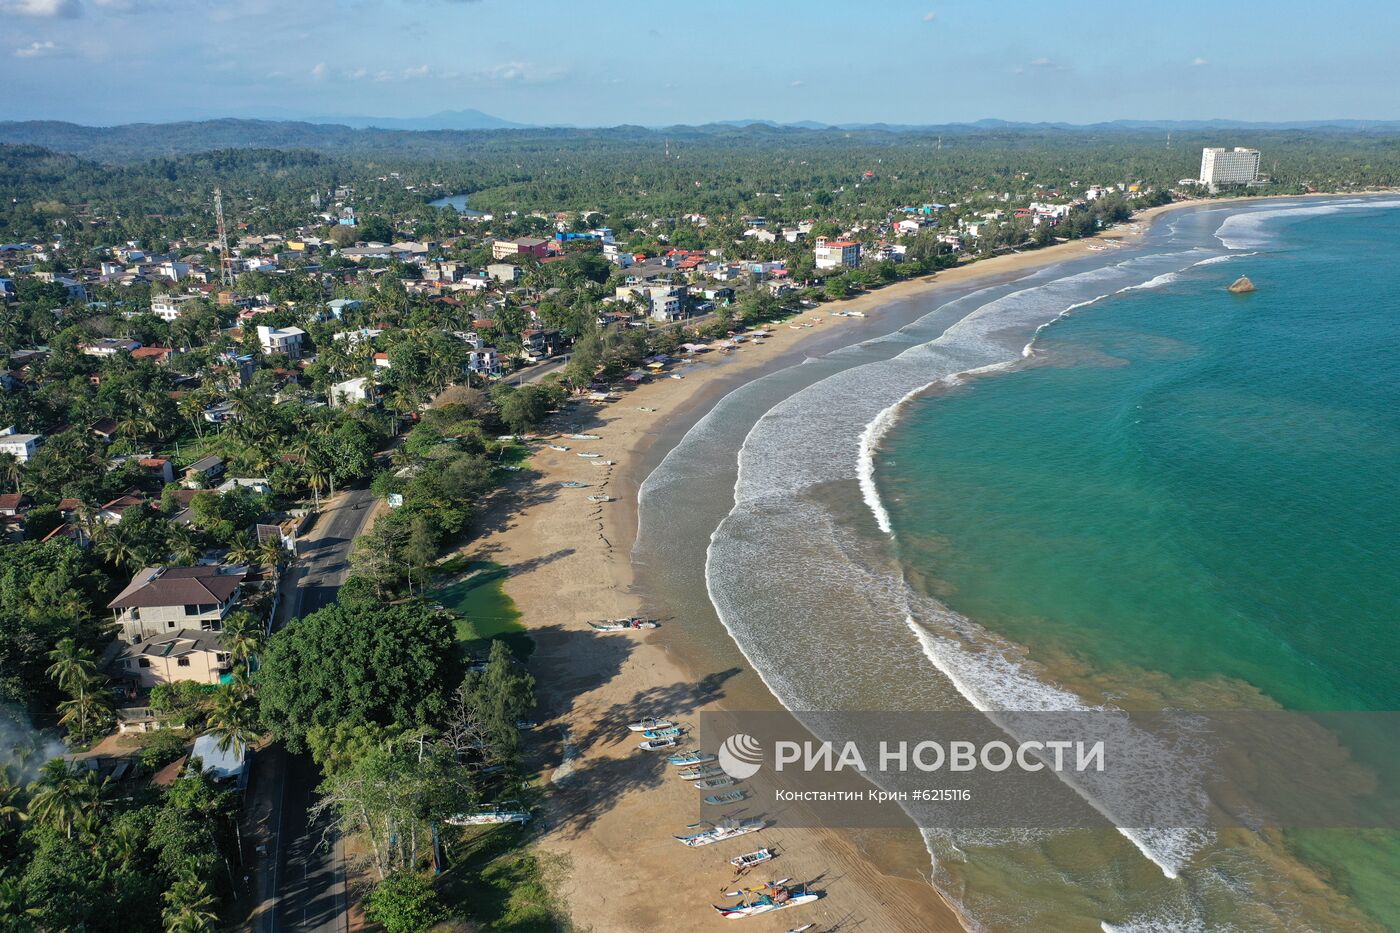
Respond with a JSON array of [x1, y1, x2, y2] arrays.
[[3, 0, 1399, 127]]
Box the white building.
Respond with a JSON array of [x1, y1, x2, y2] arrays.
[[151, 295, 196, 322], [256, 325, 306, 358], [330, 377, 373, 408], [1200, 147, 1261, 187], [0, 427, 42, 463], [814, 237, 861, 270]]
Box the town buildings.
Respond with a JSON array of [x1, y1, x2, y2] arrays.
[[814, 236, 862, 270]]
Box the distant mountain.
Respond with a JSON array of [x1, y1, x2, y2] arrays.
[[4, 116, 1399, 163], [321, 109, 528, 131]]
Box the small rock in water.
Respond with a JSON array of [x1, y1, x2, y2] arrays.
[[1227, 275, 1257, 294]]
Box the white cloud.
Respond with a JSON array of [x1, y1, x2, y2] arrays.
[[1029, 57, 1057, 68], [1191, 56, 1209, 66], [922, 11, 936, 22], [790, 79, 804, 88], [14, 39, 57, 56], [401, 64, 432, 79], [0, 0, 81, 16], [311, 61, 326, 80]]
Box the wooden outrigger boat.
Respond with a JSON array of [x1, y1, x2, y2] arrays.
[[590, 618, 659, 632], [643, 726, 682, 739], [666, 750, 717, 766], [693, 776, 735, 790], [678, 764, 724, 781], [704, 789, 746, 805], [728, 848, 774, 871], [715, 879, 818, 919], [638, 736, 679, 751], [627, 717, 674, 733], [674, 817, 763, 848]]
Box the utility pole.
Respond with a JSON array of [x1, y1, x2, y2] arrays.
[[214, 186, 235, 288]]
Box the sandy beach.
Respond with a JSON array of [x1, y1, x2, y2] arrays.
[[442, 197, 1268, 932]]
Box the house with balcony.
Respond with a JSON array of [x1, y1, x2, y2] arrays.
[[113, 629, 232, 687], [107, 565, 244, 643]]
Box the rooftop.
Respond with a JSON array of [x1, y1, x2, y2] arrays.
[[107, 565, 243, 610]]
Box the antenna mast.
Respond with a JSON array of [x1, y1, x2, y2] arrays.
[[213, 186, 235, 288]]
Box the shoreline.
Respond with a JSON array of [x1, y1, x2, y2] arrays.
[[448, 191, 1388, 932]]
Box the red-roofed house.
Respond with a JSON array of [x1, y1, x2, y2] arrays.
[[814, 237, 861, 270]]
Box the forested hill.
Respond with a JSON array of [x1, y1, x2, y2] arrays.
[[6, 117, 1400, 165]]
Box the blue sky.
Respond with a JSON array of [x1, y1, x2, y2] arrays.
[[3, 0, 1399, 126]]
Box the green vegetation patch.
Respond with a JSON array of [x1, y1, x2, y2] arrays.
[[431, 558, 531, 657], [442, 827, 572, 933]]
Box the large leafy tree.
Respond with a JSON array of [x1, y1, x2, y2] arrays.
[[257, 598, 461, 752], [0, 541, 105, 713]]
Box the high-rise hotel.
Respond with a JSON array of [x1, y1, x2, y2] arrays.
[[1199, 147, 1262, 187]]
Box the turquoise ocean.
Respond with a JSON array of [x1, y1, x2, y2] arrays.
[[640, 197, 1400, 930]]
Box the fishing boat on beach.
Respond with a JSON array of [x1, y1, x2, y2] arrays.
[[704, 790, 746, 805], [589, 618, 659, 632], [589, 459, 616, 466], [643, 726, 682, 739], [577, 452, 602, 458], [627, 717, 674, 732], [728, 848, 774, 870], [568, 433, 601, 439], [559, 481, 590, 488], [667, 751, 717, 766], [693, 776, 734, 790], [587, 494, 616, 503], [715, 880, 818, 919], [674, 817, 764, 847], [639, 736, 680, 751], [446, 806, 532, 826], [678, 764, 724, 780], [547, 444, 570, 451]]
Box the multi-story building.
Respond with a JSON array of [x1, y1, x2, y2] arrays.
[[106, 565, 244, 643], [1199, 147, 1261, 187], [814, 237, 862, 270], [491, 237, 551, 261], [151, 295, 196, 321], [256, 325, 306, 358], [113, 629, 233, 687], [0, 427, 41, 463]]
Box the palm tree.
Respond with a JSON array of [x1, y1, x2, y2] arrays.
[[166, 524, 201, 565], [46, 638, 97, 694], [256, 534, 287, 570], [226, 531, 260, 566], [206, 687, 260, 756], [0, 451, 21, 494], [27, 761, 96, 839], [219, 611, 264, 669], [0, 769, 27, 831], [56, 689, 114, 744], [161, 874, 219, 933], [95, 521, 140, 571]]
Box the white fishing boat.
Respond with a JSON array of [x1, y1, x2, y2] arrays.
[[627, 717, 675, 733], [643, 726, 682, 739], [577, 452, 602, 458], [559, 481, 590, 488], [590, 460, 616, 467], [694, 775, 735, 790], [678, 764, 724, 781], [704, 789, 746, 805], [728, 848, 774, 870], [639, 736, 679, 751], [446, 807, 532, 826], [587, 494, 616, 503], [547, 444, 570, 451], [714, 880, 818, 919], [674, 817, 764, 848], [590, 618, 659, 632], [568, 433, 600, 440], [667, 751, 717, 766]]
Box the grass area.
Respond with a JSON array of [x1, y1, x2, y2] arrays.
[[441, 826, 572, 933], [430, 557, 532, 659]]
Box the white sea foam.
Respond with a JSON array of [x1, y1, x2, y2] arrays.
[[1215, 197, 1400, 250]]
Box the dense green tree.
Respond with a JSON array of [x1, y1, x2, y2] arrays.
[[363, 871, 450, 933], [257, 599, 462, 752]]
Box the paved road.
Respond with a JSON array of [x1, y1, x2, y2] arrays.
[[251, 483, 379, 933]]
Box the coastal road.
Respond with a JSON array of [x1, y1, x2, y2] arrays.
[[251, 482, 379, 933]]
